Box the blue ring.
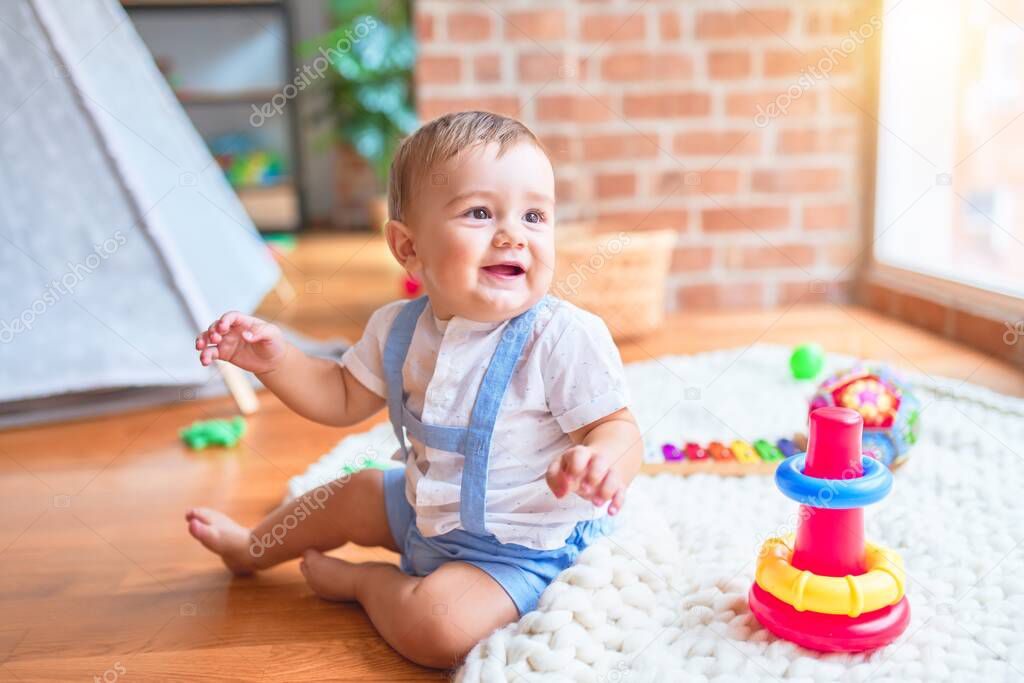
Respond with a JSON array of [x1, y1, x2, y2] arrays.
[[775, 454, 892, 509]]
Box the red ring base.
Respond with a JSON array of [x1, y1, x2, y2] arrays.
[[748, 584, 910, 652]]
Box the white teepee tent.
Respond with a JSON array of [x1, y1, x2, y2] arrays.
[[0, 0, 281, 427]]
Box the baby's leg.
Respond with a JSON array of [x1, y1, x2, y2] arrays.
[[301, 552, 517, 668], [186, 469, 396, 575]]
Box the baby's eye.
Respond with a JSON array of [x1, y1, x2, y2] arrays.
[[466, 207, 491, 220], [523, 211, 543, 224]]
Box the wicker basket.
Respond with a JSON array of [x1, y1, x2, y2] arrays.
[[552, 225, 675, 340]]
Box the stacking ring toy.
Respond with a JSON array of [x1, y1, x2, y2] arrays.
[[775, 454, 892, 508], [748, 585, 910, 652], [755, 536, 905, 617], [748, 407, 911, 652]]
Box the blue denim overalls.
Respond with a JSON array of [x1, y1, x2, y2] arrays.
[[379, 295, 612, 615]]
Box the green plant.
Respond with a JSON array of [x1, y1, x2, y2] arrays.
[[303, 0, 417, 189]]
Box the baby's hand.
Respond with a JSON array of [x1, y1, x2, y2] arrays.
[[195, 311, 286, 374], [546, 445, 627, 516]]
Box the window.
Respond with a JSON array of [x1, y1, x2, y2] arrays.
[[874, 0, 1024, 298]]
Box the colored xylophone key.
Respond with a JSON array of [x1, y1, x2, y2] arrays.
[[730, 439, 760, 464], [753, 439, 785, 462], [707, 441, 733, 460], [684, 442, 709, 460], [661, 443, 684, 461], [792, 432, 808, 451], [776, 437, 800, 457]]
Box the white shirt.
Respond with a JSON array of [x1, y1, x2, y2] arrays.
[[341, 296, 630, 550]]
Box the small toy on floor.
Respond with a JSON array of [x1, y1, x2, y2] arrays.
[[811, 363, 921, 468], [789, 342, 825, 380], [339, 456, 397, 475], [660, 433, 807, 467], [748, 406, 910, 652], [401, 274, 422, 297], [658, 360, 920, 474], [179, 416, 247, 449]]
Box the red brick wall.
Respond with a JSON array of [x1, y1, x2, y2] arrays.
[[413, 0, 876, 310]]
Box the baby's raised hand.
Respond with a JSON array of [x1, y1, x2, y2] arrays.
[[546, 445, 627, 516], [195, 311, 286, 374]]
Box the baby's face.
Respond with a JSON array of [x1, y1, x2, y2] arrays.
[[402, 141, 556, 321]]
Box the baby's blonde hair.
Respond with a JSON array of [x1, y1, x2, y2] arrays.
[[387, 111, 542, 223]]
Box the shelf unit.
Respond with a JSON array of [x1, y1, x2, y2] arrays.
[[123, 0, 306, 232]]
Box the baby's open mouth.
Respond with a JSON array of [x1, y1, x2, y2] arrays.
[[482, 263, 526, 278]]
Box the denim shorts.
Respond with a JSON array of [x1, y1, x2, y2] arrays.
[[382, 466, 614, 616]]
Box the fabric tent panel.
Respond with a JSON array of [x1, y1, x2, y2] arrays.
[[0, 0, 209, 401], [0, 0, 277, 403], [38, 0, 280, 319]]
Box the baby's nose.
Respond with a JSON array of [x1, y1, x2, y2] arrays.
[[494, 224, 526, 248]]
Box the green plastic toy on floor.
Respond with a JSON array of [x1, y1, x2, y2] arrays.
[[180, 416, 247, 450], [339, 457, 395, 475], [178, 417, 394, 472], [789, 342, 825, 380]]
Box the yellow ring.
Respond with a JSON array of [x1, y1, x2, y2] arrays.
[[754, 535, 906, 617]]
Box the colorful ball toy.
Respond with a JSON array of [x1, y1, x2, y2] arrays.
[[810, 364, 920, 469], [789, 343, 825, 380], [749, 407, 910, 652]]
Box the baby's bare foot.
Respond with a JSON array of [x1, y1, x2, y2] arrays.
[[300, 549, 361, 601], [186, 507, 255, 576]]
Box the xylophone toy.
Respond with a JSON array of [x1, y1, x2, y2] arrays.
[[748, 406, 910, 651], [653, 433, 808, 475]]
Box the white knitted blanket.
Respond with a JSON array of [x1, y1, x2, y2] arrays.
[[289, 346, 1024, 682]]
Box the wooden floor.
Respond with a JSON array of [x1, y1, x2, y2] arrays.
[[1, 235, 1021, 682]]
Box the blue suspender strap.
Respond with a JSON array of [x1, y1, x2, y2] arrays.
[[459, 302, 542, 535], [402, 404, 465, 452], [381, 294, 545, 536], [381, 296, 428, 460]]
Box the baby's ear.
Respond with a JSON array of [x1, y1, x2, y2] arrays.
[[384, 219, 419, 273]]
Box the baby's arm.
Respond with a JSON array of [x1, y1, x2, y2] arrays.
[[546, 408, 642, 516], [256, 344, 383, 426], [195, 311, 384, 426]]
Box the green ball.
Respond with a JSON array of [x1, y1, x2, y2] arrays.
[[790, 343, 825, 380]]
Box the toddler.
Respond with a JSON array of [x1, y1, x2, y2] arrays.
[[186, 111, 642, 668]]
